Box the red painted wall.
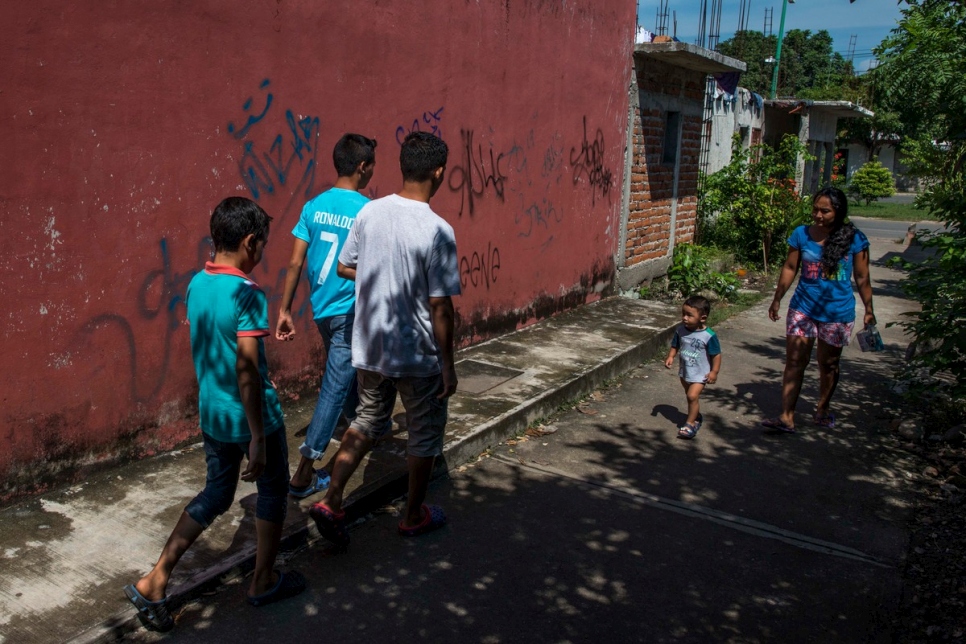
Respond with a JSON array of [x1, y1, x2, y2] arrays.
[[0, 1, 635, 497]]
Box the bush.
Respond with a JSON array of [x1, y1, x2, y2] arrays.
[[666, 243, 740, 298], [847, 159, 895, 205], [699, 134, 812, 269], [889, 141, 966, 401]]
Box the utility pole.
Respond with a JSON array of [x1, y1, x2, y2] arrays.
[[769, 0, 792, 99]]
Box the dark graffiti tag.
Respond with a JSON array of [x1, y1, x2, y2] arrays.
[[569, 116, 614, 205], [516, 198, 563, 238], [448, 129, 510, 218], [395, 107, 445, 145], [459, 243, 501, 290]]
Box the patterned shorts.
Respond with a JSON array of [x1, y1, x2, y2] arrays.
[[786, 309, 854, 347]]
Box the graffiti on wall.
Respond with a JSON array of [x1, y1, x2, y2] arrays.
[[459, 243, 501, 291], [515, 197, 562, 239], [395, 107, 445, 145], [228, 79, 322, 221], [447, 129, 515, 218], [76, 237, 208, 403], [569, 116, 614, 205]]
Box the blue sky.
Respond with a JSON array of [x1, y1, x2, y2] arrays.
[[638, 0, 907, 71]]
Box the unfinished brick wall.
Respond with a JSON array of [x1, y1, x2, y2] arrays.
[[625, 58, 707, 271], [675, 114, 703, 244]]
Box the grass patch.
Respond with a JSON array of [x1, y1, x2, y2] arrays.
[[849, 200, 936, 222], [707, 287, 771, 328]]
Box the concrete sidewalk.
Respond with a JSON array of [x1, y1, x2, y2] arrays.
[[0, 295, 681, 643]]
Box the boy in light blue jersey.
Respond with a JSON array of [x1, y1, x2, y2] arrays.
[[276, 133, 377, 498], [664, 295, 722, 440], [124, 197, 304, 632]]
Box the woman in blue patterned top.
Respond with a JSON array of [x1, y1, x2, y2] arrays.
[[762, 186, 876, 433]]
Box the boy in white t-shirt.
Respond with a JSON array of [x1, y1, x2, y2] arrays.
[[664, 295, 722, 440], [309, 132, 461, 546]]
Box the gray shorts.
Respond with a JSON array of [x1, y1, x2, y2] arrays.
[[353, 369, 448, 458]]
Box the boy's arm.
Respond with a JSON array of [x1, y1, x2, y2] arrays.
[[664, 347, 677, 369], [237, 336, 267, 482], [336, 262, 356, 281], [665, 330, 680, 368], [706, 353, 722, 384], [430, 296, 458, 399], [276, 239, 309, 341]]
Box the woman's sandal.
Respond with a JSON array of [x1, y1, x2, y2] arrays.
[[812, 413, 835, 429], [677, 422, 700, 440], [761, 418, 796, 433]]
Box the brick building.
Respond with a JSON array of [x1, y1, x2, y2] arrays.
[[617, 42, 745, 290]]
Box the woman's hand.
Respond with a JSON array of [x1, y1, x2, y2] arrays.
[[768, 299, 782, 322], [770, 247, 800, 323]]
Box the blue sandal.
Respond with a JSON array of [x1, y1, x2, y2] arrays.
[[677, 422, 700, 440], [288, 469, 330, 499], [761, 418, 796, 433]]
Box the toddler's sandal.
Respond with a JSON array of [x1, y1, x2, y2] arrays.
[[677, 423, 699, 440]]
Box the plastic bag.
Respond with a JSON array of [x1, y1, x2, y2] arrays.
[[856, 323, 884, 352]]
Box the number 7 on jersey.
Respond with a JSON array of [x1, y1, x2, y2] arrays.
[[316, 231, 340, 285]]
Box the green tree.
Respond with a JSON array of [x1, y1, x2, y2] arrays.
[[717, 29, 855, 98], [874, 0, 966, 399], [699, 134, 812, 269], [839, 108, 904, 160], [847, 159, 895, 205], [872, 0, 966, 143]]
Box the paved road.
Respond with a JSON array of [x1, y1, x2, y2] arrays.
[[851, 216, 944, 241], [125, 239, 919, 644]]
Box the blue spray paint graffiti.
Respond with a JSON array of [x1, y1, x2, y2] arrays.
[[395, 107, 445, 145], [228, 79, 322, 220]]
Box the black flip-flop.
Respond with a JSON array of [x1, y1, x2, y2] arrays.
[[123, 584, 174, 632], [248, 570, 307, 608]]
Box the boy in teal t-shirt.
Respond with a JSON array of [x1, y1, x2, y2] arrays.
[[123, 197, 304, 631]]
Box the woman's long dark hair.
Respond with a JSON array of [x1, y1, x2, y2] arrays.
[[814, 186, 856, 277]]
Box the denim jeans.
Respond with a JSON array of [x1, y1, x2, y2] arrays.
[[185, 429, 290, 528], [299, 314, 359, 461]]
